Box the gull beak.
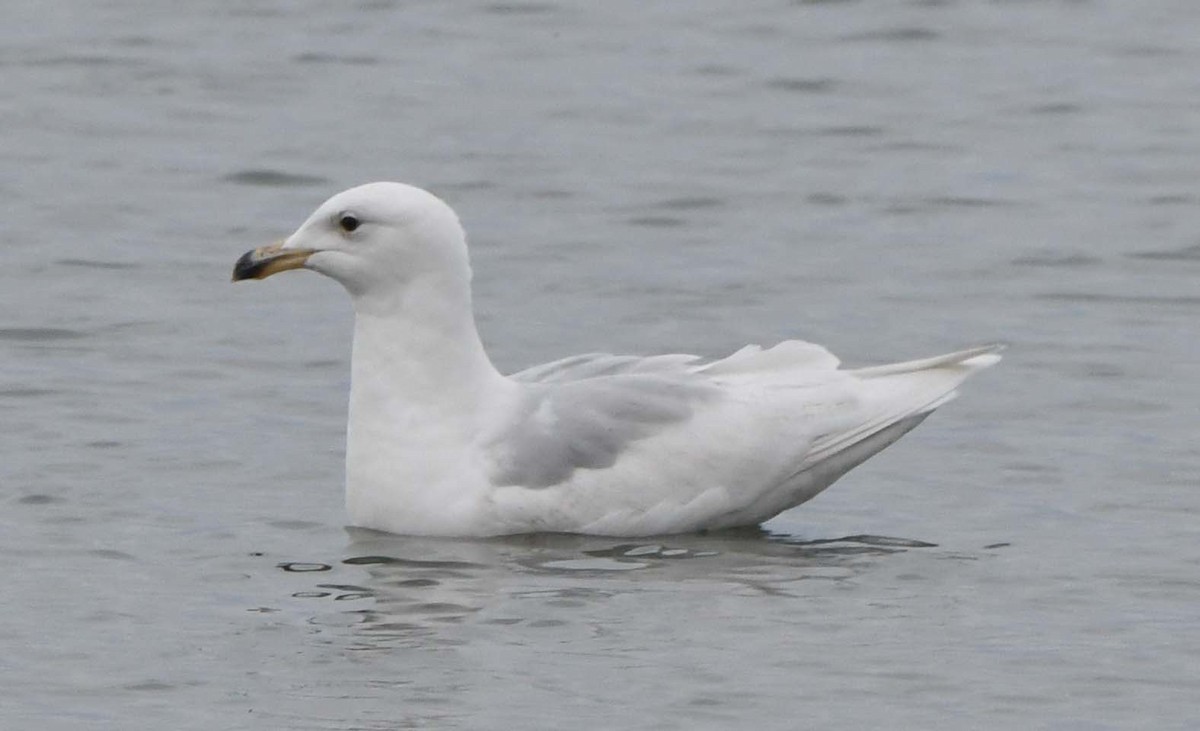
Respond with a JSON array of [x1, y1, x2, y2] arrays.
[[232, 241, 317, 281]]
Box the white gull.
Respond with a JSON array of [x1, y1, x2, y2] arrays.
[[233, 182, 1001, 537]]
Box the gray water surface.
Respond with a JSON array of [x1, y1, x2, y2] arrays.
[[3, 1, 1199, 729]]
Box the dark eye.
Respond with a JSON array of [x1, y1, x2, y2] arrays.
[[338, 214, 360, 233]]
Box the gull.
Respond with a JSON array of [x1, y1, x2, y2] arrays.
[[233, 182, 1001, 537]]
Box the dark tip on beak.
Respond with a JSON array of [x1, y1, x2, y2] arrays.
[[232, 249, 266, 281], [231, 242, 315, 282]]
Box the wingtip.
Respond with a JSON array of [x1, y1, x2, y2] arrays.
[[851, 343, 1006, 378], [964, 342, 1007, 368]]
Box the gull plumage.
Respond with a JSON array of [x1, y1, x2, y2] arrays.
[[234, 182, 1000, 537]]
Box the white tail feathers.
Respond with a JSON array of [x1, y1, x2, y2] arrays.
[[850, 343, 1005, 379], [803, 343, 1003, 467]]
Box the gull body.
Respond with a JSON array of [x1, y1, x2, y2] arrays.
[[234, 182, 1001, 537]]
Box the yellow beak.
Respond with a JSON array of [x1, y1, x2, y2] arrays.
[[231, 242, 316, 281]]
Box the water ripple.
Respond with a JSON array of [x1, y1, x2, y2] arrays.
[[1037, 292, 1200, 306], [0, 327, 86, 341], [1127, 243, 1200, 261], [222, 170, 330, 187]]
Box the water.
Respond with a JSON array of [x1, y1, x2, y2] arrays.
[[3, 1, 1199, 728]]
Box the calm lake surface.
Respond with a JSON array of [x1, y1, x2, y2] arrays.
[[3, 1, 1199, 729]]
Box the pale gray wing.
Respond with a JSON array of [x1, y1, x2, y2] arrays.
[[509, 352, 704, 383], [487, 371, 719, 488], [492, 342, 843, 488]]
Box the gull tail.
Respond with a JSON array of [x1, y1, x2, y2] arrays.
[[805, 343, 1005, 468], [850, 343, 1005, 380], [728, 343, 1004, 526], [696, 343, 1004, 529]]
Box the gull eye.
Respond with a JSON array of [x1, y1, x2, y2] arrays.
[[338, 213, 360, 233]]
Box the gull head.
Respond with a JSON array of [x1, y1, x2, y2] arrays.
[[232, 182, 471, 301]]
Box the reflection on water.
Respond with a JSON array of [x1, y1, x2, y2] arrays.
[[269, 529, 952, 651]]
